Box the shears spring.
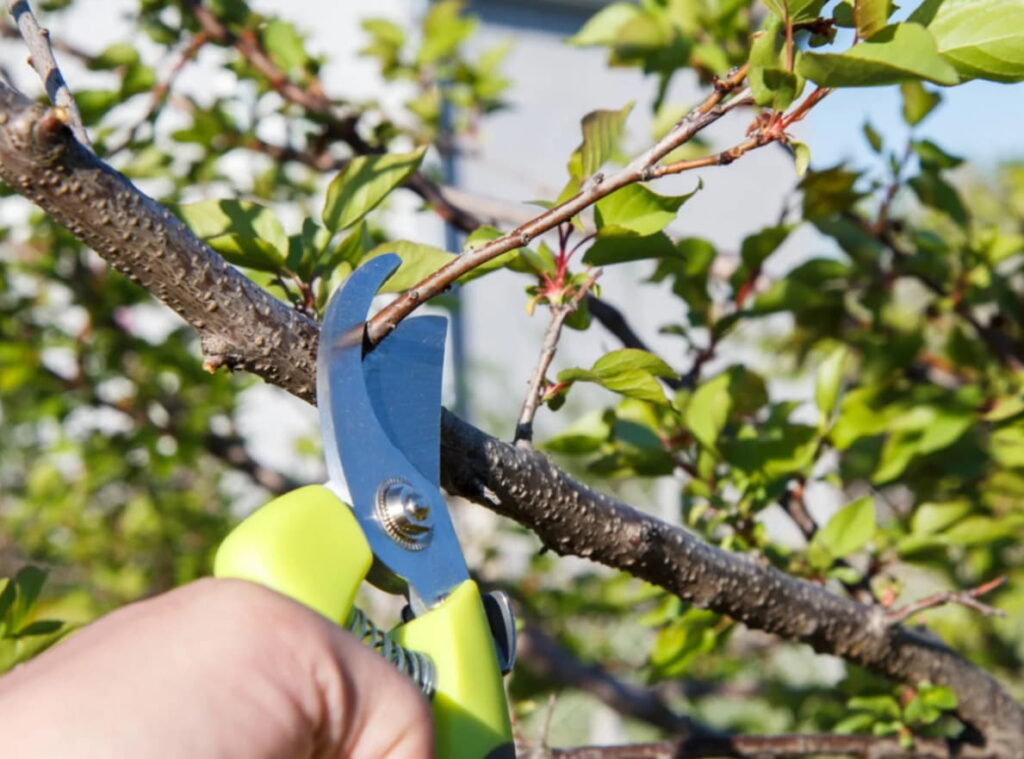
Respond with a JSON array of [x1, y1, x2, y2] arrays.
[[346, 606, 436, 697]]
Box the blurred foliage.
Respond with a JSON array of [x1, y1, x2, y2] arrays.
[[1, 0, 1024, 750]]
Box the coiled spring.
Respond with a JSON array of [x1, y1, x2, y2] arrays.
[[346, 606, 436, 698]]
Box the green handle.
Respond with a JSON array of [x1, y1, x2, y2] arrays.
[[213, 485, 371, 624], [392, 579, 515, 759], [213, 485, 515, 758]]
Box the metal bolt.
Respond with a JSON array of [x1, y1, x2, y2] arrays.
[[375, 478, 432, 551]]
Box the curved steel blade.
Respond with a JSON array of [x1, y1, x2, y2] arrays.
[[317, 255, 468, 609]]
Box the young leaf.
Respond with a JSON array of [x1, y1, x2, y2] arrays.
[[816, 495, 876, 558], [792, 141, 811, 177], [854, 0, 892, 39], [926, 0, 1024, 82], [204, 234, 287, 273], [594, 183, 698, 235], [558, 349, 676, 406], [900, 81, 942, 125], [583, 228, 677, 265], [322, 147, 427, 232], [815, 345, 848, 420], [568, 103, 634, 180], [798, 23, 960, 87], [569, 2, 642, 47], [684, 372, 732, 454], [909, 170, 969, 225], [177, 199, 289, 256]]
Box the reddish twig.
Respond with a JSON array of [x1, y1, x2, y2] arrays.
[[886, 577, 1007, 627]]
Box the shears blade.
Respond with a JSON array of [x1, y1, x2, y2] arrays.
[[317, 255, 469, 610]]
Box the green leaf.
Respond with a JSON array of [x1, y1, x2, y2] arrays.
[[0, 578, 15, 622], [89, 43, 140, 70], [911, 139, 963, 170], [558, 349, 676, 406], [854, 0, 892, 39], [798, 23, 960, 87], [177, 200, 288, 258], [900, 81, 942, 125], [583, 228, 677, 265], [815, 495, 876, 558], [593, 348, 676, 378], [792, 141, 811, 177], [263, 19, 309, 77], [909, 170, 969, 225], [418, 0, 477, 64], [569, 103, 634, 180], [205, 234, 287, 273], [594, 183, 698, 235], [848, 694, 901, 719], [926, 0, 1024, 82], [764, 0, 828, 22], [685, 372, 731, 453], [542, 410, 612, 454], [322, 147, 426, 232], [361, 240, 454, 292], [863, 121, 883, 152], [569, 2, 641, 46], [815, 345, 848, 420]]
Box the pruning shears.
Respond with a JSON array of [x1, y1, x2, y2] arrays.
[[212, 254, 516, 758]]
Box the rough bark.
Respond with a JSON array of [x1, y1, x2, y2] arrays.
[[0, 82, 1021, 756]]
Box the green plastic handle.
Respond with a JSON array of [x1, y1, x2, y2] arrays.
[[392, 579, 515, 759], [213, 485, 515, 758]]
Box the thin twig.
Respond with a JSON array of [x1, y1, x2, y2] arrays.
[[367, 76, 756, 344], [7, 0, 89, 147], [105, 31, 207, 156], [515, 271, 601, 444], [886, 576, 1007, 627]]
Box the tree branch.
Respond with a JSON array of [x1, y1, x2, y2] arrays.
[[7, 0, 89, 148], [0, 74, 1021, 757], [545, 733, 993, 758]]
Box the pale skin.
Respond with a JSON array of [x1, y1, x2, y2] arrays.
[[0, 578, 435, 759]]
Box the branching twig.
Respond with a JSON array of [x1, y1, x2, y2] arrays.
[[366, 77, 756, 344], [515, 271, 601, 444], [7, 0, 89, 147], [105, 31, 207, 156], [887, 577, 1007, 627]]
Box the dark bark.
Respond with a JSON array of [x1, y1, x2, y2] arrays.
[[0, 82, 1021, 757]]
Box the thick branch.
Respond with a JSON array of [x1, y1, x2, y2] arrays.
[[546, 733, 992, 758], [0, 81, 321, 400], [439, 413, 1024, 756], [0, 76, 1021, 757]]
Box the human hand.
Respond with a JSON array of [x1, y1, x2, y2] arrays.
[[0, 578, 434, 759]]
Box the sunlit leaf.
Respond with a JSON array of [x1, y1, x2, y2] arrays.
[[322, 148, 427, 232]]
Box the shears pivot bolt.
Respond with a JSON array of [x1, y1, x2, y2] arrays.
[[375, 478, 433, 551]]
